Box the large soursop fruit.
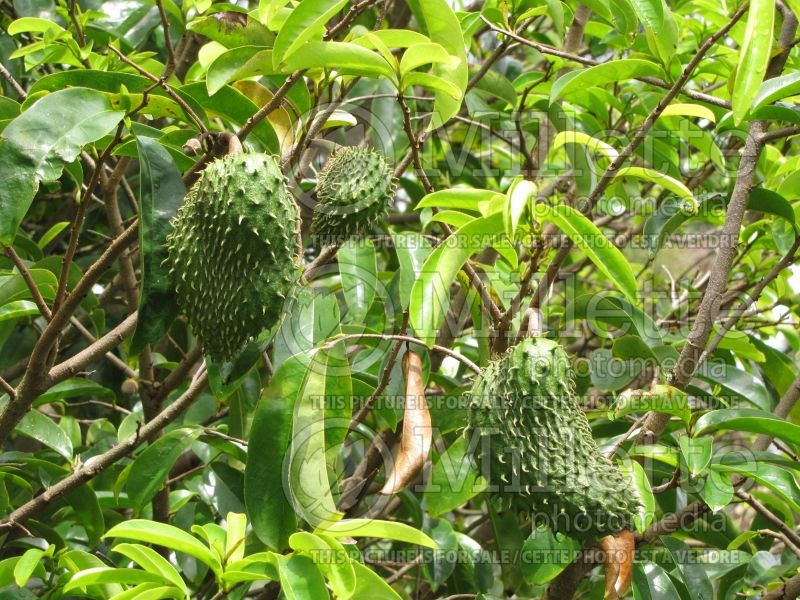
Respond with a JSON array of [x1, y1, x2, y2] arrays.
[[310, 147, 394, 244], [166, 153, 298, 361], [465, 338, 640, 538]]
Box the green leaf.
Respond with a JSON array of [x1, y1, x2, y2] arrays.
[[619, 459, 655, 532], [287, 348, 345, 528], [714, 462, 800, 513], [550, 59, 664, 102], [406, 0, 467, 128], [225, 512, 248, 565], [415, 188, 501, 211], [13, 547, 45, 587], [276, 554, 330, 600], [609, 385, 690, 424], [350, 562, 402, 599], [520, 527, 579, 585], [533, 203, 638, 301], [732, 0, 775, 124], [111, 544, 187, 593], [679, 436, 712, 477], [694, 408, 800, 446], [65, 568, 169, 592], [752, 71, 800, 112], [273, 0, 348, 65], [504, 178, 535, 243], [390, 230, 432, 310], [15, 409, 73, 459], [290, 532, 356, 599], [748, 187, 798, 231], [130, 136, 185, 354], [339, 238, 377, 322], [188, 12, 274, 48], [104, 520, 222, 579], [643, 194, 724, 256], [400, 42, 457, 74], [422, 518, 458, 590], [424, 437, 487, 517], [697, 362, 772, 411], [244, 355, 302, 550], [632, 562, 682, 600], [206, 46, 274, 95], [700, 467, 734, 513], [0, 88, 125, 243], [319, 519, 438, 548], [279, 41, 395, 79], [629, 0, 663, 32], [127, 428, 201, 514], [549, 130, 618, 162], [409, 212, 505, 346], [0, 300, 38, 322], [614, 166, 695, 203]]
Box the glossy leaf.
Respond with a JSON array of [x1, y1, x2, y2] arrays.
[[130, 136, 185, 353], [732, 0, 775, 124], [424, 437, 487, 517], [272, 0, 348, 64], [0, 88, 125, 243], [550, 59, 664, 102], [533, 203, 638, 301], [339, 238, 377, 321], [319, 518, 438, 548], [15, 409, 73, 459], [694, 409, 800, 446]]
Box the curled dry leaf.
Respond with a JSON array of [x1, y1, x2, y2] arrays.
[[600, 529, 635, 599], [380, 350, 432, 494]]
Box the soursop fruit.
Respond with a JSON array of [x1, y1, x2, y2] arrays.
[[166, 153, 298, 361], [310, 147, 394, 244], [465, 338, 640, 538]]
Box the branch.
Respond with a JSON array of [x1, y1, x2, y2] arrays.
[[637, 121, 766, 443], [48, 312, 138, 384], [4, 245, 52, 320], [0, 221, 139, 444], [0, 370, 209, 532], [0, 61, 26, 100]]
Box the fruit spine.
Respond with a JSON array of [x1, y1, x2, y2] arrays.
[[310, 147, 394, 244], [465, 338, 640, 538], [166, 153, 298, 360]]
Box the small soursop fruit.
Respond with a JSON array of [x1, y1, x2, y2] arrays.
[[166, 153, 298, 361], [310, 147, 394, 245], [465, 338, 640, 538]]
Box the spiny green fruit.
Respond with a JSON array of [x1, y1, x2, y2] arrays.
[[310, 147, 394, 244], [166, 153, 298, 361], [465, 338, 640, 538]]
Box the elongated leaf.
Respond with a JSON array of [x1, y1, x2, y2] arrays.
[[614, 166, 695, 203], [350, 561, 402, 599], [660, 537, 713, 600], [130, 136, 185, 353], [276, 554, 330, 600], [549, 130, 619, 162], [244, 355, 304, 550], [632, 562, 682, 600], [207, 46, 274, 95], [752, 71, 800, 112], [424, 437, 487, 517], [694, 409, 800, 446], [15, 409, 73, 459], [679, 436, 713, 477], [697, 362, 772, 411], [290, 532, 356, 598], [520, 527, 579, 585], [319, 519, 438, 548], [111, 544, 187, 592], [732, 0, 775, 123], [619, 459, 655, 532], [273, 0, 348, 64], [533, 204, 638, 301], [104, 520, 222, 578], [399, 42, 456, 74], [279, 41, 395, 79], [660, 103, 716, 122], [415, 188, 501, 211], [409, 212, 505, 346], [127, 428, 201, 514], [0, 88, 125, 243], [550, 59, 664, 102], [504, 178, 536, 243], [287, 348, 344, 527], [569, 293, 663, 347], [339, 239, 377, 321], [609, 385, 690, 424], [630, 0, 663, 32], [748, 187, 798, 230], [406, 0, 467, 128], [65, 568, 168, 592], [715, 462, 800, 512], [390, 230, 432, 310], [643, 194, 723, 256]]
